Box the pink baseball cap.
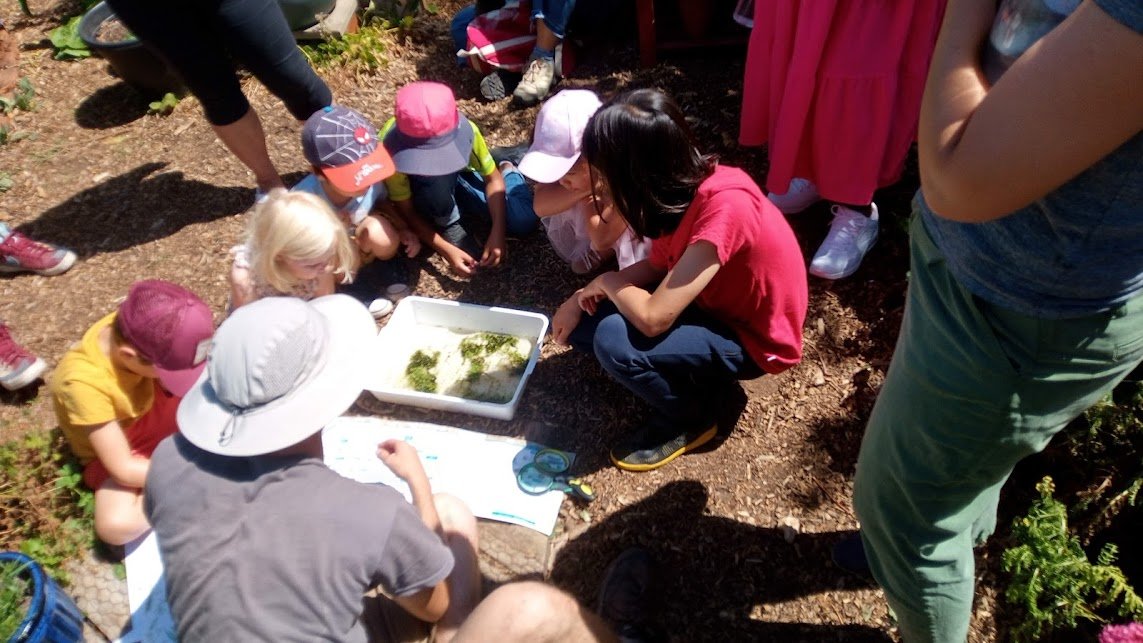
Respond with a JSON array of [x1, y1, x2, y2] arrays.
[[518, 90, 602, 184], [383, 82, 475, 177], [117, 280, 214, 397]]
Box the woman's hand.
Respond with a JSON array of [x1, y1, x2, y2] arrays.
[[377, 440, 428, 485], [552, 293, 584, 345]]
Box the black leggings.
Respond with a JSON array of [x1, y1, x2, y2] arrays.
[[107, 0, 332, 125]]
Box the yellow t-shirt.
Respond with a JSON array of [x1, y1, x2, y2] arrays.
[[380, 116, 498, 202], [52, 312, 153, 465]]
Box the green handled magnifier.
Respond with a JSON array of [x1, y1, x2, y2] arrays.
[[516, 448, 596, 502]]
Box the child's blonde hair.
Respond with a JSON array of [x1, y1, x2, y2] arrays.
[[246, 190, 359, 295]]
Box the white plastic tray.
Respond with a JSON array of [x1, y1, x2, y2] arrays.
[[366, 296, 549, 420]]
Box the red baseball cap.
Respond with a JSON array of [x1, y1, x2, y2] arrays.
[[383, 82, 475, 177], [117, 280, 214, 397], [301, 106, 396, 194]]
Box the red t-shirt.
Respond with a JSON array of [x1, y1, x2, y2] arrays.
[[649, 165, 808, 373]]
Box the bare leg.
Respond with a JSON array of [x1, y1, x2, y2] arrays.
[[453, 582, 617, 643], [535, 19, 560, 51], [432, 494, 482, 643], [94, 480, 150, 546], [211, 107, 284, 192]]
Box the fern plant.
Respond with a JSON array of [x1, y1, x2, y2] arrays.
[[1003, 477, 1143, 642]]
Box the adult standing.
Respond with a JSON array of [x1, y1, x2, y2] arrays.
[[850, 0, 1143, 641], [738, 0, 945, 279], [105, 0, 333, 199]]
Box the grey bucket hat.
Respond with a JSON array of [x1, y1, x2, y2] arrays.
[[178, 295, 378, 457]]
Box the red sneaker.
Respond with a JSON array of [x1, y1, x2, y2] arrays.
[[0, 323, 47, 391], [0, 224, 77, 276]]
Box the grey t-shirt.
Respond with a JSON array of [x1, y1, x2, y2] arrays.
[[920, 0, 1143, 318], [145, 434, 454, 642]]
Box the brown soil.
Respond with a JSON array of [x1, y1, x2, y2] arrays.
[[94, 17, 133, 44], [0, 1, 1013, 641]]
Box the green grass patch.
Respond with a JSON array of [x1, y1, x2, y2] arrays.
[[0, 431, 95, 583]]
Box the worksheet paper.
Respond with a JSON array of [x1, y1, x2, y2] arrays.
[[322, 417, 570, 535]]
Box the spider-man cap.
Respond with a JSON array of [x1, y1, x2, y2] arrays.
[[302, 105, 396, 193]]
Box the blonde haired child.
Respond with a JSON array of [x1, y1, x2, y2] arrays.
[[229, 190, 359, 309]]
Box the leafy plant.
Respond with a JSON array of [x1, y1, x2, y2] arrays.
[[0, 78, 35, 115], [0, 559, 31, 640], [49, 16, 91, 60], [300, 16, 408, 74], [1003, 477, 1143, 642], [0, 172, 13, 193], [147, 92, 180, 116], [0, 431, 95, 583]]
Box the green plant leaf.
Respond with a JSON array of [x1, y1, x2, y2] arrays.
[[147, 92, 180, 116], [49, 17, 91, 60], [0, 173, 13, 193]]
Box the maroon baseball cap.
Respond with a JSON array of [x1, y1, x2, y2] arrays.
[[117, 280, 214, 397]]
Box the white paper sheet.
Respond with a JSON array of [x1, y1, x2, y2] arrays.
[[118, 532, 176, 643], [322, 417, 569, 535]]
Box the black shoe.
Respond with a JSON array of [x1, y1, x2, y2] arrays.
[[489, 142, 530, 167], [610, 422, 717, 472], [479, 69, 521, 101], [832, 532, 872, 576], [597, 548, 665, 642]]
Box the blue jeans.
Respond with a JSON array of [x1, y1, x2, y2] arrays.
[[451, 0, 578, 55], [569, 301, 762, 428], [409, 169, 538, 238]]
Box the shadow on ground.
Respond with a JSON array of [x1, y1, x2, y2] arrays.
[[14, 164, 305, 257], [550, 480, 889, 642], [74, 81, 151, 130]]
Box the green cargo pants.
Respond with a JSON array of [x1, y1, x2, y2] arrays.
[[853, 212, 1143, 643]]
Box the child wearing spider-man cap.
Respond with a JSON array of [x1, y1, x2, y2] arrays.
[[295, 105, 422, 276]]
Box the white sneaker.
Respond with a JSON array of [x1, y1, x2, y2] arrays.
[[809, 203, 879, 280], [368, 297, 394, 319], [513, 56, 556, 106], [767, 178, 821, 215]]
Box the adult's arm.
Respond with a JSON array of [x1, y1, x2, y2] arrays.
[[919, 0, 1143, 222], [580, 242, 720, 337]]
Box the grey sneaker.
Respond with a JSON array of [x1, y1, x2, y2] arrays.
[[808, 203, 879, 280], [597, 548, 666, 643], [512, 56, 556, 106], [0, 323, 47, 391]]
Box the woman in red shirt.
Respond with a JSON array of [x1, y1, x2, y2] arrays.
[[552, 89, 808, 472]]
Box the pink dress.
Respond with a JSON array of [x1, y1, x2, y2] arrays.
[[738, 0, 945, 206]]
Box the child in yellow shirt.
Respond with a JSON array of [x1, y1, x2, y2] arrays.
[[52, 280, 213, 545]]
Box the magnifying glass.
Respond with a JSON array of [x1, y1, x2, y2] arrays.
[[516, 448, 596, 502]]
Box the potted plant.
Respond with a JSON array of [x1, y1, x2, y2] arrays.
[[77, 2, 184, 97], [0, 552, 84, 643]]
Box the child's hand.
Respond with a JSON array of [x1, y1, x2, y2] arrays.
[[577, 276, 608, 315], [552, 294, 584, 345], [377, 439, 428, 485], [400, 229, 422, 258], [480, 228, 505, 268], [443, 245, 478, 277]]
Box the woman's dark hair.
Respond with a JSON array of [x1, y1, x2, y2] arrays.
[[582, 88, 716, 239]]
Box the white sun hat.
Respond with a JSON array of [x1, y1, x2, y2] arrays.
[[177, 295, 378, 457]]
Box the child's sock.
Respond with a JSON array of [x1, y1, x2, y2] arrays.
[[531, 46, 555, 61]]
